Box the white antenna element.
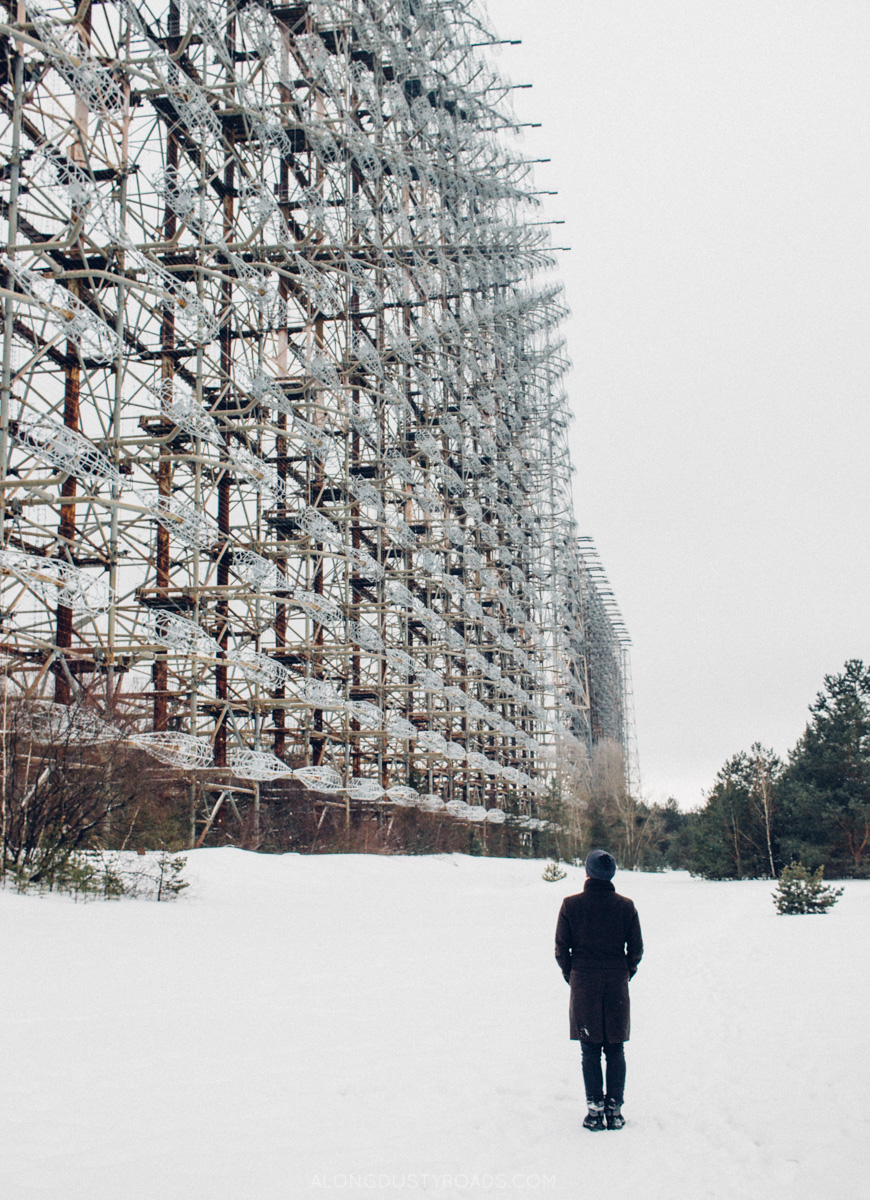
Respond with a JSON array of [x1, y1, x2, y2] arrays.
[[3, 257, 118, 362], [227, 647, 291, 691], [155, 378, 223, 447], [228, 447, 288, 506], [23, 702, 120, 745], [130, 732, 213, 769], [385, 712, 416, 739], [293, 591, 343, 628], [229, 748, 293, 781], [303, 680, 347, 710], [344, 698, 383, 728], [347, 777, 386, 800], [134, 493, 216, 551], [28, 5, 124, 116], [14, 416, 120, 487], [299, 507, 343, 547], [346, 620, 384, 653], [147, 611, 218, 657], [293, 766, 345, 793], [386, 785, 420, 806], [0, 549, 113, 615], [231, 548, 289, 593]]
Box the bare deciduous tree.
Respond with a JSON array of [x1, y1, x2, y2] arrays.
[[0, 683, 160, 884]]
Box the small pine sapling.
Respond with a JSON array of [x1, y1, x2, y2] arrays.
[[542, 859, 567, 882], [155, 851, 189, 901], [773, 862, 843, 915]]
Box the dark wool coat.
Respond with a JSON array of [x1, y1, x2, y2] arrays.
[[554, 879, 644, 1044]]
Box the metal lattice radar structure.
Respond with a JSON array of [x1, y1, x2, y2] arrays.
[[0, 0, 636, 827]]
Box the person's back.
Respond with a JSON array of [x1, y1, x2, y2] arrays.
[[554, 850, 643, 1132], [556, 881, 641, 973]]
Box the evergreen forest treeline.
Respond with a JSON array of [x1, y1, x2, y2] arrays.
[[578, 659, 870, 880]]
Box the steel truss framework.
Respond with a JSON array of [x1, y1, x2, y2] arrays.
[[575, 536, 640, 799], [0, 0, 634, 824]]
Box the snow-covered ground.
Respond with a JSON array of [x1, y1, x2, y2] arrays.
[[2, 852, 867, 1199]]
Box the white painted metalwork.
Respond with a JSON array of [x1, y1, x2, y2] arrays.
[[465, 805, 489, 823], [348, 777, 386, 801], [3, 257, 118, 362], [344, 699, 383, 728], [130, 732, 213, 770], [299, 508, 343, 547], [445, 800, 470, 818], [229, 748, 293, 781], [385, 712, 416, 739], [25, 702, 119, 745], [227, 647, 291, 691], [228, 446, 288, 505], [414, 729, 449, 754], [231, 549, 288, 593], [156, 378, 223, 447], [293, 766, 345, 793], [147, 611, 218, 657], [386, 785, 420, 807], [0, 549, 112, 615], [346, 620, 384, 653], [302, 680, 347, 710], [293, 591, 343, 629], [15, 415, 120, 486], [134, 492, 216, 551]]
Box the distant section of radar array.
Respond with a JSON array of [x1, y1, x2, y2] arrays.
[[0, 0, 636, 829]]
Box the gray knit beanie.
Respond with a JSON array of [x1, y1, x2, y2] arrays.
[[585, 849, 616, 880]]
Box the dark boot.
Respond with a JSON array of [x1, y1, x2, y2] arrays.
[[583, 1101, 605, 1132], [604, 1100, 625, 1130]]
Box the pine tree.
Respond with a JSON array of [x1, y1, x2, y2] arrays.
[[155, 851, 189, 901], [772, 863, 843, 914], [780, 660, 870, 876], [689, 748, 782, 879]]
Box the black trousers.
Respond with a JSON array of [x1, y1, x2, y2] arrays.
[[581, 1041, 626, 1106]]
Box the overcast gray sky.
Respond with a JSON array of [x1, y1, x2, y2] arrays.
[[490, 0, 870, 807]]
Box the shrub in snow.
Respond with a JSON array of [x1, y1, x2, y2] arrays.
[[146, 851, 190, 901], [772, 862, 843, 915], [542, 859, 567, 882], [5, 849, 188, 901]]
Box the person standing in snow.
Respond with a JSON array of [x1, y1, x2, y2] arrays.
[[554, 849, 643, 1132]]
